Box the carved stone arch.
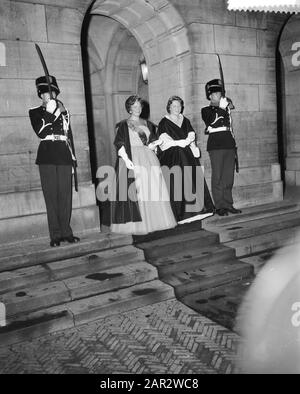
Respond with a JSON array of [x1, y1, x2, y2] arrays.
[[84, 17, 145, 167], [90, 0, 191, 119], [81, 0, 192, 168], [105, 25, 144, 164]]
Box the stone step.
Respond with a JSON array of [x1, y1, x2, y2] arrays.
[[0, 231, 132, 273], [137, 230, 219, 260], [0, 261, 156, 318], [55, 280, 174, 326], [211, 211, 300, 243], [133, 220, 203, 244], [0, 280, 175, 346], [181, 278, 254, 331], [239, 242, 300, 275], [64, 261, 157, 301], [147, 243, 236, 277], [240, 249, 278, 275], [163, 258, 254, 298], [0, 245, 144, 294], [203, 201, 299, 228], [226, 226, 300, 258]]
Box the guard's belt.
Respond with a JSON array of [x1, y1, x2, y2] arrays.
[[41, 135, 68, 142], [207, 126, 231, 134]]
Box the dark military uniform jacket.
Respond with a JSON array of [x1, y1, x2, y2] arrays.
[[201, 104, 236, 151], [29, 105, 75, 165]]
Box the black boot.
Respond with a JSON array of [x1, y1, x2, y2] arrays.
[[61, 235, 80, 243], [227, 206, 242, 214], [50, 238, 61, 247], [216, 208, 228, 216]]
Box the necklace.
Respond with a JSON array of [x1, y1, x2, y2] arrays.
[[128, 117, 146, 130]]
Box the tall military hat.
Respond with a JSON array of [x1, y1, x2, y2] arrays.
[[35, 75, 60, 98], [205, 79, 223, 100]]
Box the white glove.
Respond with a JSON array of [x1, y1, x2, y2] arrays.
[[124, 158, 134, 170], [154, 139, 163, 146], [159, 134, 189, 150], [187, 132, 195, 143], [148, 139, 163, 151], [46, 99, 57, 114], [118, 146, 134, 170], [219, 97, 229, 109], [190, 142, 200, 158], [176, 139, 189, 148]]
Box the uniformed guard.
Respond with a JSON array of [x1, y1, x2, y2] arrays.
[[201, 79, 241, 216], [29, 75, 80, 246]]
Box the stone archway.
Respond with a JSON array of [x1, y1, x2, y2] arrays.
[[82, 0, 192, 169], [84, 15, 147, 169], [278, 14, 300, 186]]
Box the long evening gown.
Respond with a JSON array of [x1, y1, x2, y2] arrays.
[[157, 115, 214, 223], [111, 124, 177, 234]]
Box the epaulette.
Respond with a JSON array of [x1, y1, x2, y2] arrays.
[[29, 105, 41, 110]]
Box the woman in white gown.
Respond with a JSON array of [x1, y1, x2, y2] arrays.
[[110, 95, 177, 235]]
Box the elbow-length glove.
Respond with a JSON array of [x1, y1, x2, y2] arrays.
[[118, 146, 134, 170]]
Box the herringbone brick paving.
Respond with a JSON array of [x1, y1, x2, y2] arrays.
[[0, 299, 241, 374]]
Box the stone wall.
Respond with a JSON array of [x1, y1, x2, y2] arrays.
[[0, 0, 99, 243], [0, 0, 91, 193]]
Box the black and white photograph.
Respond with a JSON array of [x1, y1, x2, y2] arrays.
[[0, 0, 300, 377]]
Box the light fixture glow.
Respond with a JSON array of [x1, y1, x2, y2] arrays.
[[140, 59, 148, 84]]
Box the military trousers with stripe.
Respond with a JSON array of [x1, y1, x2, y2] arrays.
[[39, 164, 73, 241], [208, 149, 235, 210]]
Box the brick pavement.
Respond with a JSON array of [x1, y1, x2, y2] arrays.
[[0, 299, 241, 374]]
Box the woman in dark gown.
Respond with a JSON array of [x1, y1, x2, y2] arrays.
[[157, 95, 214, 223]]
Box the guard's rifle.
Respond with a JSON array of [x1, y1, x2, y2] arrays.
[[216, 53, 239, 173]]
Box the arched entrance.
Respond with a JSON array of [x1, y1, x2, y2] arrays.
[[81, 0, 192, 177], [82, 14, 148, 173], [278, 13, 300, 188]]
